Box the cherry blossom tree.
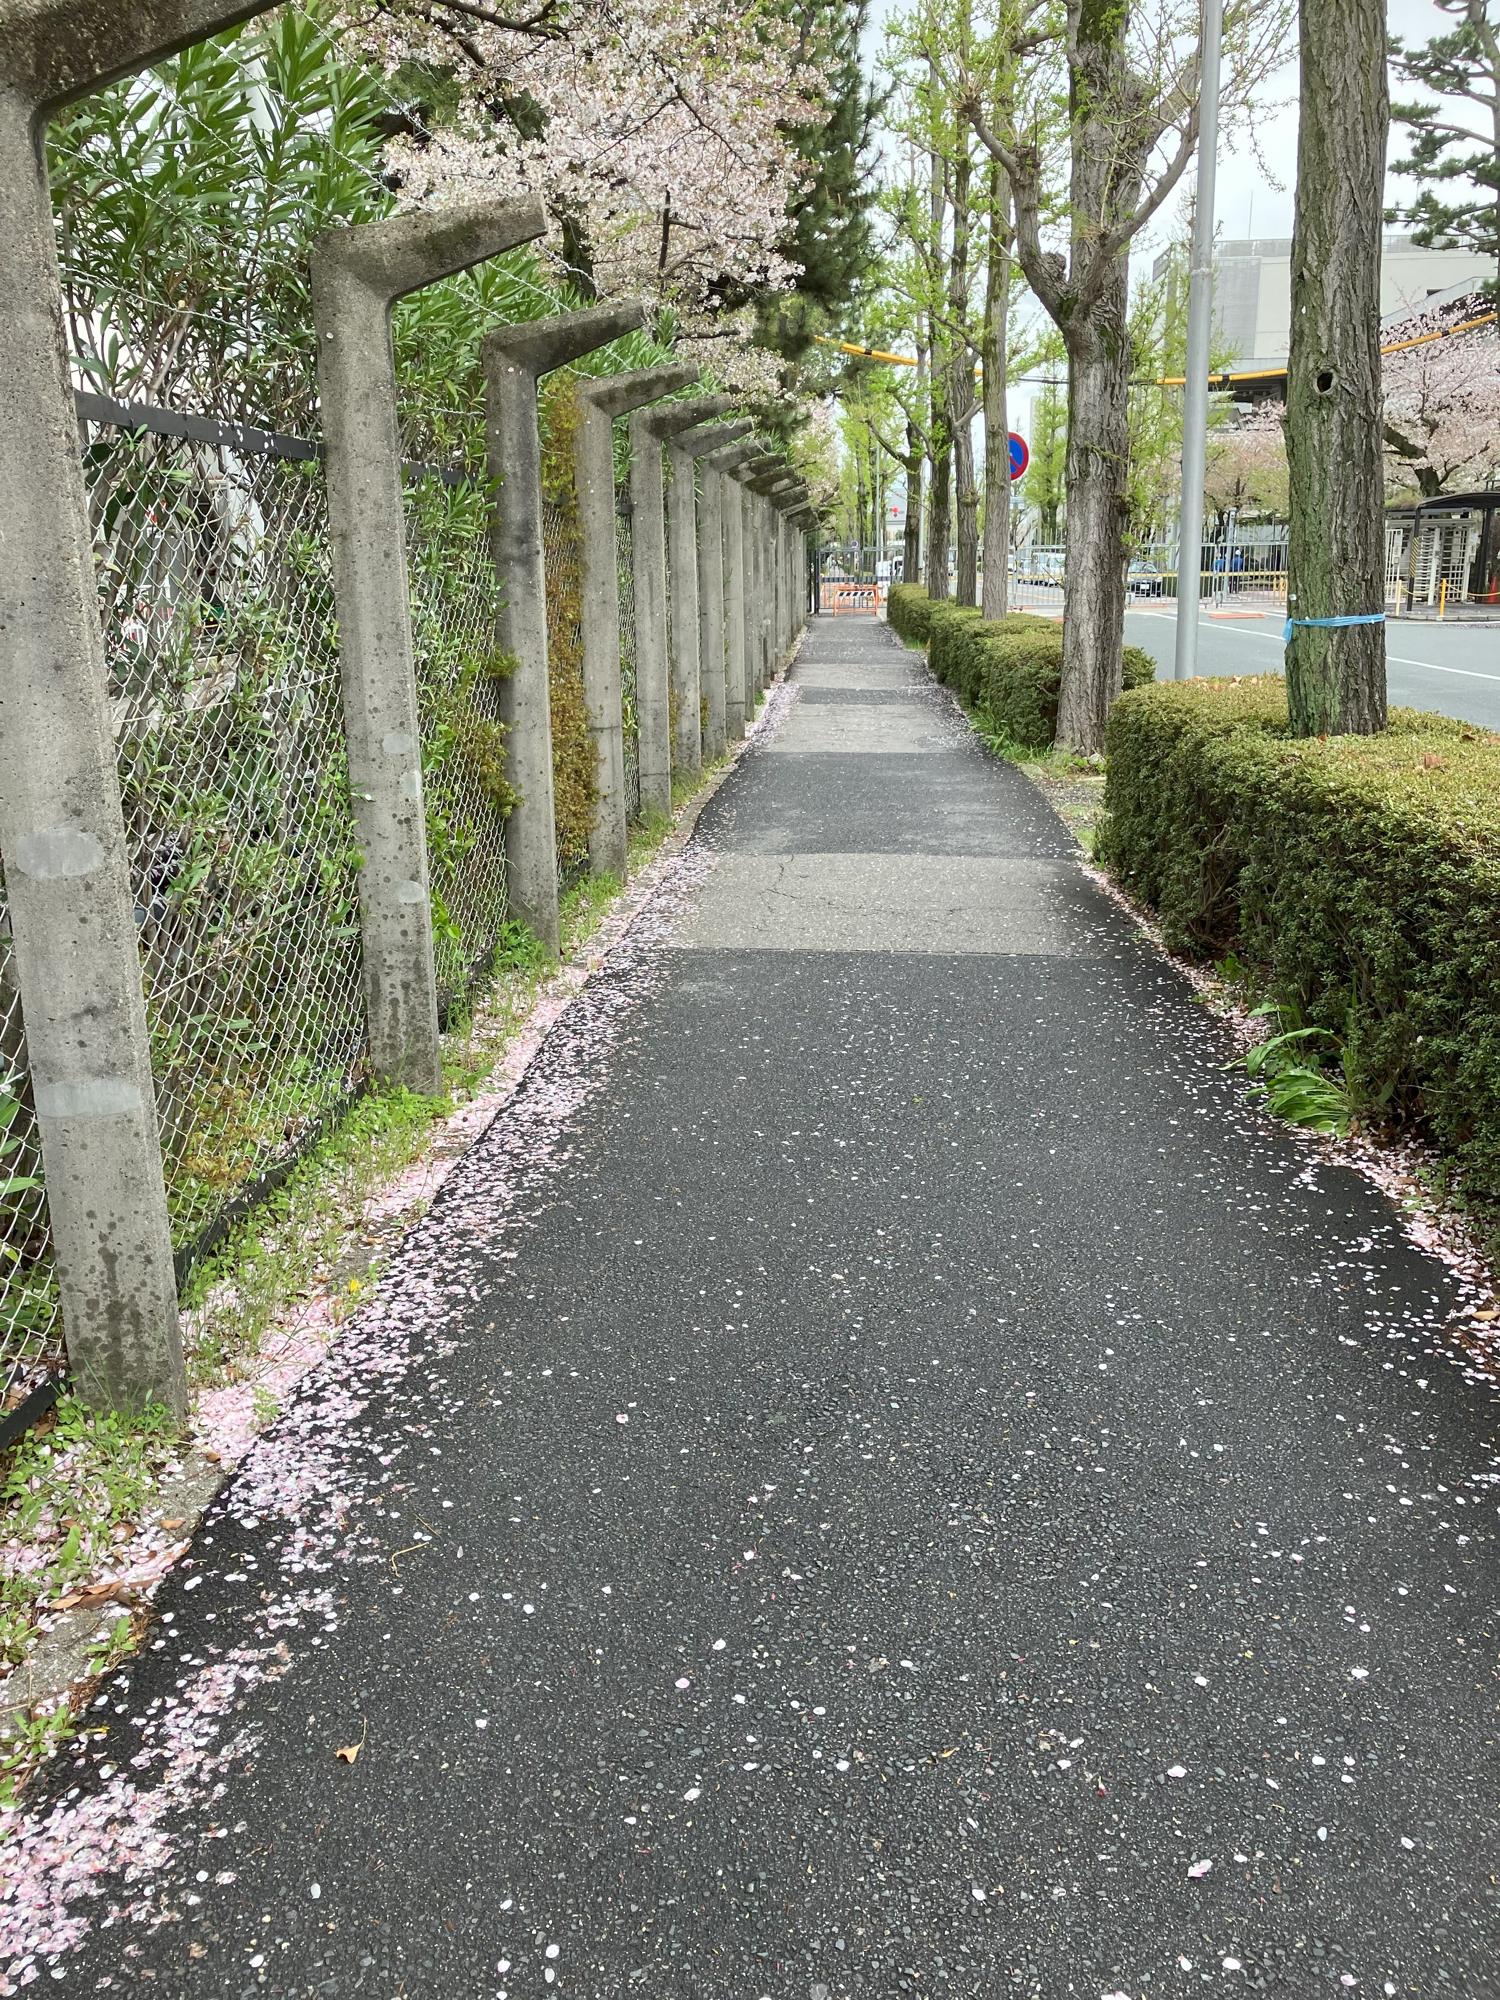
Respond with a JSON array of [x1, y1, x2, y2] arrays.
[[354, 0, 821, 341], [1382, 300, 1500, 498]]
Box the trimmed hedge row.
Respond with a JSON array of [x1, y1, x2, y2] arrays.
[[887, 584, 1154, 749], [1098, 674, 1500, 1210], [886, 582, 939, 645]]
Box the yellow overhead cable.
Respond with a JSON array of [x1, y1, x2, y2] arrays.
[[818, 308, 1499, 386]]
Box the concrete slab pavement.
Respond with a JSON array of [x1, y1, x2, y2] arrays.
[[5, 618, 1499, 1998]]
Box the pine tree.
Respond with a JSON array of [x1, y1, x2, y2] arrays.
[[758, 0, 885, 360], [1389, 1, 1500, 301]]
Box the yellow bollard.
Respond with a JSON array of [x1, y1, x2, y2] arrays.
[[1439, 577, 1448, 620]]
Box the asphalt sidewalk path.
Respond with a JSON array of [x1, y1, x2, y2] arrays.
[[5, 617, 1500, 1998]]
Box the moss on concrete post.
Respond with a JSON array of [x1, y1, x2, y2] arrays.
[[482, 303, 648, 953], [575, 364, 695, 868], [311, 197, 546, 1094]]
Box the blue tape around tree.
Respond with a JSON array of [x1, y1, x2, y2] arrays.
[[1283, 612, 1387, 644]]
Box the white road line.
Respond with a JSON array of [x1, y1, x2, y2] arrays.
[[1125, 611, 1500, 684]]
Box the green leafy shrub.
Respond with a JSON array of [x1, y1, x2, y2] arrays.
[[967, 628, 1156, 750], [1098, 674, 1500, 1210], [887, 583, 937, 645], [929, 608, 1058, 708]]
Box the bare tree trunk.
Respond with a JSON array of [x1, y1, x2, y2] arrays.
[[903, 417, 923, 581], [924, 107, 952, 602], [1057, 274, 1131, 753], [981, 155, 1012, 619], [948, 120, 978, 606], [1285, 0, 1389, 736], [953, 396, 979, 604], [925, 427, 952, 599]]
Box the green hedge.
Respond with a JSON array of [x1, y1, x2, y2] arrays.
[[887, 582, 938, 645], [887, 584, 1152, 748], [1098, 673, 1500, 1210]]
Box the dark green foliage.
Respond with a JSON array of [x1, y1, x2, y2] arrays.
[[757, 0, 884, 361], [968, 628, 1155, 751], [1389, 5, 1500, 299], [1098, 674, 1500, 1213], [887, 582, 937, 645]]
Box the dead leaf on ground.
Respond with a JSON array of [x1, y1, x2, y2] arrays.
[[334, 1718, 368, 1765], [53, 1581, 129, 1612]]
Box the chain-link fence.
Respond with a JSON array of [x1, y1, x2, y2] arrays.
[[0, 916, 56, 1393], [0, 395, 524, 1406]]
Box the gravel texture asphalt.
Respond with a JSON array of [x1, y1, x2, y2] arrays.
[[6, 617, 1500, 1999]]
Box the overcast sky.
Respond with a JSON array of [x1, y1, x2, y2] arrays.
[[862, 0, 1473, 245], [1211, 0, 1459, 241]]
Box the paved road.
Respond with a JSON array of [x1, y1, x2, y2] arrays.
[[1119, 606, 1500, 729], [7, 618, 1500, 1997]]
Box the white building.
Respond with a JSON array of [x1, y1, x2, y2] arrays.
[[1154, 233, 1494, 370]]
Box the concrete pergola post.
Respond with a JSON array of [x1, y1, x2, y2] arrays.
[[576, 364, 696, 866], [0, 0, 294, 1413], [743, 491, 764, 707], [744, 466, 795, 692], [788, 509, 817, 630], [644, 397, 735, 782], [311, 197, 546, 1094], [482, 301, 649, 955], [754, 461, 798, 680], [708, 440, 760, 744], [672, 420, 753, 760], [732, 464, 776, 716]]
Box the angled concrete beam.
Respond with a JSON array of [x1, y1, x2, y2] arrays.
[[312, 196, 547, 1095], [0, 0, 300, 1413], [577, 363, 696, 867], [2, 0, 272, 106], [482, 301, 649, 954], [672, 419, 754, 462], [644, 394, 736, 441]]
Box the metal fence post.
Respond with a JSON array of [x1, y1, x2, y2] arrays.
[[0, 0, 288, 1412], [481, 302, 648, 955], [576, 364, 696, 868], [643, 397, 735, 785], [311, 198, 546, 1094]]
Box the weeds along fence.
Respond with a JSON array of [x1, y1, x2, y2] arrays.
[[0, 386, 538, 1404], [0, 378, 672, 1413]]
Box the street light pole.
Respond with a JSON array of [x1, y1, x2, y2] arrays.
[[1174, 0, 1225, 680]]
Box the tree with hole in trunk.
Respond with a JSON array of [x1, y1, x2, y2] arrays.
[[962, 0, 1292, 752], [1283, 0, 1390, 738]]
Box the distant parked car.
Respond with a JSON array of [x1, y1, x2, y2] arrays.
[[1019, 551, 1065, 588], [1126, 558, 1166, 597]]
